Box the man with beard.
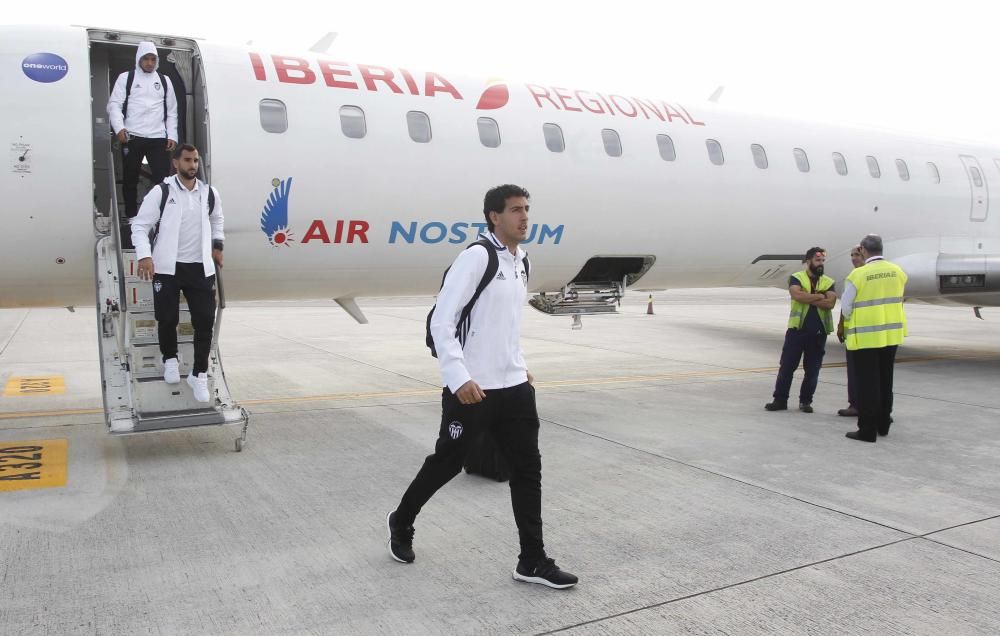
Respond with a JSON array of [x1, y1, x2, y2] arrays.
[[765, 247, 837, 413], [386, 184, 577, 589], [131, 144, 224, 404]]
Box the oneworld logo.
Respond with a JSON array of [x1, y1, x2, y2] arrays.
[[22, 53, 69, 83]]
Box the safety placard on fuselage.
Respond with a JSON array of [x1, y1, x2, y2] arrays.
[[10, 142, 31, 174]]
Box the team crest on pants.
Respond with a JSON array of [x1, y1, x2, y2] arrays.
[[153, 281, 162, 293], [448, 421, 463, 439]]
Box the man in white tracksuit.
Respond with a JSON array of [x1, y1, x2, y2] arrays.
[[107, 41, 179, 229], [130, 144, 224, 403], [386, 184, 578, 590]]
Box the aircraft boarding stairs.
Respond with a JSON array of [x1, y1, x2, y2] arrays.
[[94, 207, 249, 452], [528, 256, 656, 317]]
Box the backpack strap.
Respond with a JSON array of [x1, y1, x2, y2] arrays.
[[426, 238, 501, 357], [523, 252, 530, 282], [208, 187, 215, 215], [456, 239, 500, 347], [146, 182, 170, 246], [157, 71, 168, 129], [122, 69, 135, 120]]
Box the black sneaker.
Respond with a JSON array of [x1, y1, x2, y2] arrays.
[[799, 403, 813, 413], [512, 557, 578, 589], [386, 511, 415, 563], [764, 400, 788, 411]]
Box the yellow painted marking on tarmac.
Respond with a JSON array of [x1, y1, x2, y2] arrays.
[[0, 352, 995, 422], [4, 376, 65, 397], [0, 439, 68, 492]]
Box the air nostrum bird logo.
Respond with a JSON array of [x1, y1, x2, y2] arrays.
[[260, 177, 295, 246]]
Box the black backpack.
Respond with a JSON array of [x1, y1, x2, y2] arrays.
[[425, 239, 529, 357], [148, 182, 216, 245], [122, 68, 169, 130], [463, 432, 511, 482]]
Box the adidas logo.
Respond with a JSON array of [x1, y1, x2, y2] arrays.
[[168, 198, 176, 204], [496, 271, 506, 280]]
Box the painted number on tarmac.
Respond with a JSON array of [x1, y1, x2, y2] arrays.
[[3, 376, 66, 396], [0, 440, 68, 492]]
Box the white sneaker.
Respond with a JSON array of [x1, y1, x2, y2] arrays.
[[186, 372, 210, 403], [163, 358, 180, 384]]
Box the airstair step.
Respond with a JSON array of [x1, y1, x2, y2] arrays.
[[529, 280, 625, 316], [135, 408, 227, 431]]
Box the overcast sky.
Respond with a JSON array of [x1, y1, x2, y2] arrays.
[[7, 0, 999, 145]]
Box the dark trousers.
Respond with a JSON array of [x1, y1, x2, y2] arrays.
[[772, 328, 828, 404], [845, 349, 858, 408], [853, 345, 897, 439], [395, 381, 545, 562], [122, 136, 171, 218], [153, 262, 216, 375]]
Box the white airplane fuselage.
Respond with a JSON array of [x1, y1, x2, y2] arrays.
[[2, 25, 999, 310]]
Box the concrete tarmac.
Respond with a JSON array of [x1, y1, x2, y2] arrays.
[[1, 289, 998, 635]]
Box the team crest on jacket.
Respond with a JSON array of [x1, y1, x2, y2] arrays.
[[448, 421, 463, 440], [154, 82, 161, 90], [260, 177, 295, 246]]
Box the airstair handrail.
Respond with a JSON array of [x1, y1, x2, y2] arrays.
[[106, 147, 127, 311]]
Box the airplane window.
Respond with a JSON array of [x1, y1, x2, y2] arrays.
[[706, 139, 724, 165], [259, 99, 287, 134], [751, 144, 768, 169], [602, 129, 623, 157], [833, 152, 848, 176], [543, 123, 565, 153], [793, 148, 810, 173], [866, 156, 881, 178], [971, 166, 984, 187], [339, 105, 366, 139], [407, 111, 432, 143], [896, 159, 910, 181], [477, 117, 501, 148], [656, 134, 676, 161], [927, 162, 941, 184]]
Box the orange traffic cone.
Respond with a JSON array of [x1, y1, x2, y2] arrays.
[[646, 294, 654, 315]]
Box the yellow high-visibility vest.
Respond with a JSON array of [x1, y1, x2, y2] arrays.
[[787, 270, 835, 334], [845, 259, 907, 351]]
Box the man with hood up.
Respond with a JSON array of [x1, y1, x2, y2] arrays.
[[107, 41, 179, 237], [765, 247, 838, 413]]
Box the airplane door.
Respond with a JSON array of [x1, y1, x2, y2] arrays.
[[959, 155, 989, 221]]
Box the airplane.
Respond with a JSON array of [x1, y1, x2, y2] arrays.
[[2, 24, 998, 439]]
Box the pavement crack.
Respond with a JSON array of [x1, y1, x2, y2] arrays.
[[0, 309, 30, 357], [230, 321, 438, 389], [540, 415, 916, 537], [537, 536, 918, 635]]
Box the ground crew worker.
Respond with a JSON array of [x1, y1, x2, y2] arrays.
[[765, 247, 837, 413], [108, 41, 178, 244], [836, 246, 866, 417], [386, 184, 578, 590], [130, 144, 224, 403], [841, 234, 907, 442]]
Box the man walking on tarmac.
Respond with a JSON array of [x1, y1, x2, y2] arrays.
[[386, 184, 578, 589], [765, 247, 838, 413], [131, 144, 224, 403], [108, 41, 178, 245]]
